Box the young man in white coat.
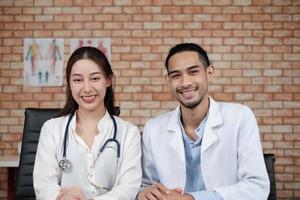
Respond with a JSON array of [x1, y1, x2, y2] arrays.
[[138, 43, 270, 200]]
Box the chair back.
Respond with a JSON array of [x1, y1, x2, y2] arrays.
[[14, 108, 61, 200], [264, 153, 277, 200]]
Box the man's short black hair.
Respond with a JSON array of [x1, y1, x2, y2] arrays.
[[165, 43, 210, 74]]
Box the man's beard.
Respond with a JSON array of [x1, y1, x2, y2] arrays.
[[179, 97, 203, 109], [176, 86, 208, 109]]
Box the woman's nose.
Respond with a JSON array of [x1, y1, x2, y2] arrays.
[[83, 80, 92, 92]]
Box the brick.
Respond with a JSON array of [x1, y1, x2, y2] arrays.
[[102, 6, 122, 14], [74, 0, 92, 6], [43, 7, 62, 14], [3, 7, 22, 14], [15, 15, 34, 22], [253, 14, 272, 22], [203, 22, 222, 29], [132, 46, 151, 53], [121, 53, 141, 61], [162, 6, 181, 14], [113, 14, 132, 22], [143, 22, 162, 29], [35, 15, 53, 22], [183, 6, 202, 13], [25, 22, 44, 30], [33, 30, 52, 37], [0, 102, 19, 109], [254, 93, 272, 101], [274, 93, 293, 101], [84, 22, 103, 29], [133, 93, 152, 101], [142, 6, 161, 14], [23, 7, 41, 15], [133, 14, 152, 21], [54, 15, 73, 22], [264, 85, 283, 93], [53, 30, 72, 37], [45, 22, 64, 30], [64, 22, 83, 30]]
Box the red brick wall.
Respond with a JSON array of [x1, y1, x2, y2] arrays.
[[0, 0, 299, 199]]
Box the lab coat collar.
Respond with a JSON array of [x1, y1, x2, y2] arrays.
[[69, 110, 111, 133], [201, 97, 223, 153], [68, 110, 113, 148], [166, 97, 224, 155]]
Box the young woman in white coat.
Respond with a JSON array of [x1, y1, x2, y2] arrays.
[[138, 43, 269, 200], [33, 47, 142, 200]]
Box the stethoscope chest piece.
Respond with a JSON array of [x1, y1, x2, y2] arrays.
[[59, 158, 72, 173]]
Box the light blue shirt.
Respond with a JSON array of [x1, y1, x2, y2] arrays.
[[179, 112, 222, 200]]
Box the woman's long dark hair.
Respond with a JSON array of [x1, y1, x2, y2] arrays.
[[58, 46, 115, 116]]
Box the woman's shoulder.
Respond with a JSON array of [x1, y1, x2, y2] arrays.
[[41, 115, 70, 135], [114, 116, 139, 131]]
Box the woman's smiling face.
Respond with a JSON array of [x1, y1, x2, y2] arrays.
[[69, 59, 111, 113]]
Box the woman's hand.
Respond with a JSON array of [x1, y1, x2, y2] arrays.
[[56, 187, 87, 200]]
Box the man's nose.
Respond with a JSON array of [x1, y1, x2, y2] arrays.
[[181, 73, 191, 86]]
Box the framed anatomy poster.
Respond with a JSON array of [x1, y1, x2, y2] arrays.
[[24, 38, 64, 86], [70, 38, 111, 61]]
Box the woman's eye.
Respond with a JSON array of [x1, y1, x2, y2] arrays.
[[91, 77, 101, 81], [73, 79, 82, 82]]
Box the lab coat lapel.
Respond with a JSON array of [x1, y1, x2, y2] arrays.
[[201, 98, 223, 153], [166, 106, 185, 163], [166, 106, 186, 188]]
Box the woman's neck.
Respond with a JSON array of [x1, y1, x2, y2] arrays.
[[77, 108, 106, 124], [75, 108, 106, 148]]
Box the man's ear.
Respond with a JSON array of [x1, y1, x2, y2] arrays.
[[206, 65, 215, 82], [164, 71, 171, 86]]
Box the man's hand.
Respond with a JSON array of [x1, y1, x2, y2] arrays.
[[56, 186, 87, 200], [138, 183, 173, 200], [165, 190, 194, 200]]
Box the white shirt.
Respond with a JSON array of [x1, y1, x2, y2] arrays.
[[33, 111, 142, 200]]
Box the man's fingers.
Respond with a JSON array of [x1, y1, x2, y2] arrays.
[[139, 183, 170, 200], [171, 187, 183, 194], [153, 183, 170, 195]]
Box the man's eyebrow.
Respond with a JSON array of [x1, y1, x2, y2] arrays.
[[169, 65, 200, 75]]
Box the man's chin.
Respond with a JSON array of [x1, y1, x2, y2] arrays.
[[179, 99, 202, 109]]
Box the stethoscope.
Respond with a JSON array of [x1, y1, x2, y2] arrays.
[[59, 112, 120, 173]]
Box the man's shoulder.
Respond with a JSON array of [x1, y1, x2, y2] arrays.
[[215, 100, 254, 118], [144, 108, 177, 130]]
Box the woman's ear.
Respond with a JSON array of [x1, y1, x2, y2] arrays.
[[106, 76, 112, 87], [206, 65, 215, 82]]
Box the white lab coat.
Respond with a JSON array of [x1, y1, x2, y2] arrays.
[[142, 97, 270, 200], [34, 111, 142, 200]]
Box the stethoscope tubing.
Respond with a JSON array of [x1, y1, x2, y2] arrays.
[[60, 111, 120, 172]]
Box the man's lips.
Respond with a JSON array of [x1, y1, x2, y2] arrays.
[[177, 88, 197, 99]]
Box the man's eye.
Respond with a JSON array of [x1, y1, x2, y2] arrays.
[[189, 70, 199, 75], [170, 74, 180, 79]]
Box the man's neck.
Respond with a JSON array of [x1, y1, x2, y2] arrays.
[[180, 96, 210, 135]]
